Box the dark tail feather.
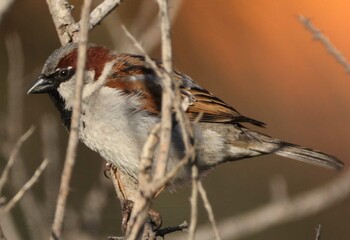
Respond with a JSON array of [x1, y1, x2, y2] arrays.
[[275, 142, 344, 170]]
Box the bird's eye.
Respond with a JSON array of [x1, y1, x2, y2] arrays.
[[58, 68, 71, 80], [55, 67, 74, 82]]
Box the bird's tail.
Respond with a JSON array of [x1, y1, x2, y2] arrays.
[[274, 142, 344, 170], [243, 128, 344, 170]]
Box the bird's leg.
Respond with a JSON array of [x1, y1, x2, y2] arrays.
[[148, 208, 162, 231], [106, 163, 163, 234], [121, 199, 134, 233]]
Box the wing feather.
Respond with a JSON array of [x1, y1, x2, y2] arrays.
[[105, 53, 265, 127]]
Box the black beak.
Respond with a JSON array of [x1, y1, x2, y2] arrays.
[[27, 76, 57, 94]]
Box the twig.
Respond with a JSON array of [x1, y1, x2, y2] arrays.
[[315, 224, 322, 240], [50, 0, 92, 238], [123, 0, 184, 237], [198, 182, 221, 240], [46, 0, 123, 45], [156, 221, 188, 238], [3, 159, 49, 212], [124, 1, 195, 238], [83, 0, 123, 30], [0, 127, 35, 195], [298, 15, 350, 74], [153, 0, 174, 181], [195, 166, 350, 240], [45, 0, 77, 44], [138, 124, 161, 185], [188, 164, 199, 240]]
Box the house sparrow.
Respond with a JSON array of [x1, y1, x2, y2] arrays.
[[27, 43, 344, 187]]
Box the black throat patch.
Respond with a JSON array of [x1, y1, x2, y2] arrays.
[[48, 90, 72, 131]]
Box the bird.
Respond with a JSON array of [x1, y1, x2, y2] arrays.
[[27, 43, 344, 188]]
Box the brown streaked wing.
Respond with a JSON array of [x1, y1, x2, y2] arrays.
[[106, 53, 265, 127], [182, 87, 265, 127]]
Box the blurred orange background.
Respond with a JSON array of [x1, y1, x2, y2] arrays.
[[0, 0, 349, 239]]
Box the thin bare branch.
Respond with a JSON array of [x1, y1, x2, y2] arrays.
[[298, 15, 350, 74], [123, 1, 194, 237], [46, 0, 123, 45], [84, 0, 123, 30], [0, 127, 35, 195], [153, 0, 174, 181], [156, 221, 188, 238], [3, 159, 48, 212], [188, 164, 199, 240], [315, 224, 322, 240], [139, 124, 161, 185], [198, 182, 221, 240], [45, 0, 77, 44], [50, 0, 92, 238]]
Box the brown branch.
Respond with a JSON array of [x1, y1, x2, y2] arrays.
[[3, 159, 48, 212], [50, 0, 92, 238], [298, 15, 350, 74], [0, 127, 35, 195]]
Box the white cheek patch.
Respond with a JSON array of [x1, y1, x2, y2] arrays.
[[58, 80, 76, 109]]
